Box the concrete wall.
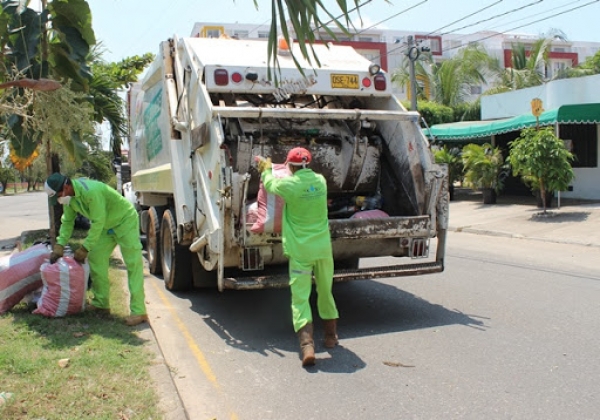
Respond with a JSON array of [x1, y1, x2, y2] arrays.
[[482, 76, 600, 200], [481, 74, 600, 119]]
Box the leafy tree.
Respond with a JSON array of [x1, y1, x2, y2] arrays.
[[462, 143, 508, 195], [555, 49, 600, 79], [0, 0, 95, 172], [89, 51, 154, 156], [508, 127, 574, 213], [434, 145, 463, 200], [0, 140, 15, 194], [488, 38, 553, 94], [410, 100, 454, 126], [25, 153, 47, 191], [393, 44, 499, 108]]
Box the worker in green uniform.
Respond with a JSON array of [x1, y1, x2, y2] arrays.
[[44, 173, 147, 326], [257, 147, 339, 366]]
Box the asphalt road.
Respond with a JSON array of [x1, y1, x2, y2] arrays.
[[147, 232, 600, 420], [3, 192, 600, 419], [0, 191, 49, 254]]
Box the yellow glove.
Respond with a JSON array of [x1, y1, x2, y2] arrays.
[[74, 246, 88, 264], [50, 244, 64, 264], [255, 156, 272, 173]]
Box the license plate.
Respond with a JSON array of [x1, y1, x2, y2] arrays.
[[331, 74, 359, 89]]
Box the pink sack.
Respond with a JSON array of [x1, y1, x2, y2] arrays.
[[0, 243, 50, 314], [246, 201, 258, 225], [250, 164, 292, 233], [34, 257, 89, 317], [350, 209, 390, 219]]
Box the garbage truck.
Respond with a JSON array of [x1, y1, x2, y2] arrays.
[[127, 35, 449, 292]]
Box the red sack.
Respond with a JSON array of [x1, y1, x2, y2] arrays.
[[0, 244, 50, 314], [250, 164, 292, 233], [34, 257, 89, 317]]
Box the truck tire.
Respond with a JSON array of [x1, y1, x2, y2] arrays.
[[161, 209, 193, 291], [146, 207, 162, 275]]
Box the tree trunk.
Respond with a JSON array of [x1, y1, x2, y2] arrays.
[[482, 188, 497, 204]]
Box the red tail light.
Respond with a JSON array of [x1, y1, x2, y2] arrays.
[[374, 74, 386, 91], [214, 69, 229, 86], [231, 72, 243, 83]]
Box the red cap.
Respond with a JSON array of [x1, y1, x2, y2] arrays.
[[285, 147, 312, 166]]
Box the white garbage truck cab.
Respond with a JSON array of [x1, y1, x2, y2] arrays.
[[128, 36, 449, 292]]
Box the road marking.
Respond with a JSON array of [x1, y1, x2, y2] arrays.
[[151, 281, 220, 386], [151, 281, 240, 420]]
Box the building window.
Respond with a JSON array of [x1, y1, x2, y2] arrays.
[[258, 31, 269, 39], [206, 28, 222, 38], [429, 38, 441, 54], [561, 124, 598, 168], [233, 30, 249, 39], [415, 35, 442, 55], [358, 37, 373, 42]]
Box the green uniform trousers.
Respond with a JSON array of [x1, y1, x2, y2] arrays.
[[289, 257, 339, 332], [89, 214, 146, 316]]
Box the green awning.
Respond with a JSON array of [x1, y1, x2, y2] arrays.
[[424, 103, 600, 141]]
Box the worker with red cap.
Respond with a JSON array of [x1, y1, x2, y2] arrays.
[[256, 147, 339, 367]]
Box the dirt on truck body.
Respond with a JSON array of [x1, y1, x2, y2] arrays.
[[128, 36, 449, 292]]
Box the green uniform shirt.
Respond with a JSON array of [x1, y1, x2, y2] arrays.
[[57, 178, 137, 252], [262, 168, 332, 260]]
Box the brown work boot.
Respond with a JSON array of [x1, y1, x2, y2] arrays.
[[297, 323, 315, 366], [125, 314, 149, 326], [323, 319, 339, 348]]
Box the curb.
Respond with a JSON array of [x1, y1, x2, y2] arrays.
[[111, 249, 189, 420], [449, 226, 598, 248], [137, 323, 189, 420]]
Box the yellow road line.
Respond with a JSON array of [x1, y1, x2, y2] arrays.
[[151, 281, 219, 386], [151, 281, 240, 420]]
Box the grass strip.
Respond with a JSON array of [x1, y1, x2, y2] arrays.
[[0, 231, 162, 419]]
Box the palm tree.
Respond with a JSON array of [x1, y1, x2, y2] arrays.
[[89, 50, 154, 157], [487, 33, 567, 93], [392, 43, 499, 108]]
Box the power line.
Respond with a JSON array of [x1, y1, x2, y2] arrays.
[[428, 0, 505, 35], [376, 0, 598, 64], [438, 0, 544, 36], [441, 0, 600, 53], [354, 0, 429, 35], [485, 0, 584, 32], [378, 0, 508, 60]]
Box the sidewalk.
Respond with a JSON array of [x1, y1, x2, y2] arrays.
[[448, 189, 600, 247]]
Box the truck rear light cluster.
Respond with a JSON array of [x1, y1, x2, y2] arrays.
[[374, 74, 386, 91], [231, 72, 243, 83], [214, 69, 229, 86]]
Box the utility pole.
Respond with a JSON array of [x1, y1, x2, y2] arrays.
[[406, 35, 419, 111]]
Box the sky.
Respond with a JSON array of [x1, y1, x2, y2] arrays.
[[80, 0, 600, 63]]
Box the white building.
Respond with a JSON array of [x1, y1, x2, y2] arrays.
[[481, 75, 600, 200], [190, 22, 600, 200], [190, 22, 600, 102]]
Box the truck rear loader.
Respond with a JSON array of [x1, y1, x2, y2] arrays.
[[127, 36, 449, 292]]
